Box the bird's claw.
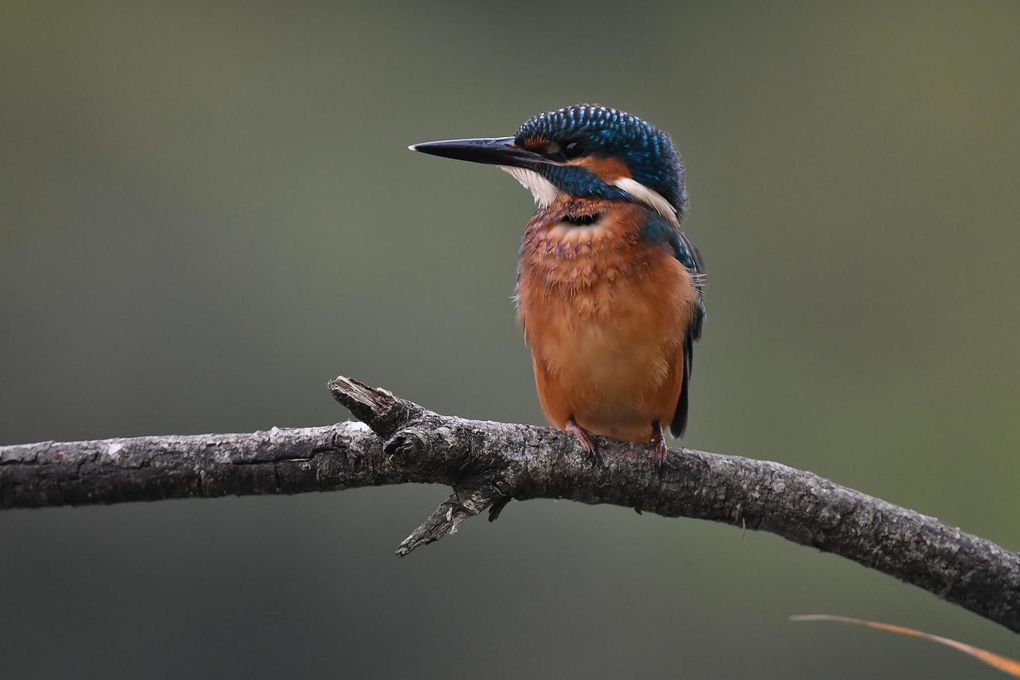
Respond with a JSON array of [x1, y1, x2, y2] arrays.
[[655, 448, 668, 474], [651, 423, 669, 474], [566, 419, 602, 468]]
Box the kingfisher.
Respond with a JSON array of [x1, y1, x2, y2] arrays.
[[410, 104, 704, 467]]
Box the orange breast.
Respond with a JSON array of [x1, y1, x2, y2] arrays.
[[516, 200, 699, 443]]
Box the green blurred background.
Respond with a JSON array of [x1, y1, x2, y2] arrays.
[[2, 2, 1019, 678]]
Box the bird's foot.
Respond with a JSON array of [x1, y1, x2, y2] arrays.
[[651, 422, 669, 473], [566, 419, 601, 468]]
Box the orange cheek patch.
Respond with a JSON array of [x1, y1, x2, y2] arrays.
[[567, 155, 632, 182], [521, 136, 551, 152]]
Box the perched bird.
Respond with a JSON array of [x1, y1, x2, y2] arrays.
[[410, 104, 704, 467]]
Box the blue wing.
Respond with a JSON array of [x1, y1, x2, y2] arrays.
[[640, 210, 705, 437], [669, 228, 704, 436]]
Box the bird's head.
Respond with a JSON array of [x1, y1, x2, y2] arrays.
[[410, 104, 687, 224]]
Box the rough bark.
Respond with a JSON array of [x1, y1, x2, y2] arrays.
[[1, 376, 1017, 633]]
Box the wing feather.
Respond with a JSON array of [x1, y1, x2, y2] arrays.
[[668, 229, 705, 437]]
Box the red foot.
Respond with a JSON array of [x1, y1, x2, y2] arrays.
[[651, 421, 669, 473], [566, 418, 601, 468]]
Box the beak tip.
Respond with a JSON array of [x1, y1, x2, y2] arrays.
[[407, 144, 419, 152]]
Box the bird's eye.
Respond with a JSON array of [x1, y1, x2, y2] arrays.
[[563, 141, 584, 159]]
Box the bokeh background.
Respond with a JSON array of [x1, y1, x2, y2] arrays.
[[2, 2, 1019, 678]]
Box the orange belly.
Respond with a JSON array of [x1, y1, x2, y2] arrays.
[[517, 208, 698, 443]]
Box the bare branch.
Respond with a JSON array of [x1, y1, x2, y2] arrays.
[[396, 485, 500, 556], [1, 375, 1018, 634]]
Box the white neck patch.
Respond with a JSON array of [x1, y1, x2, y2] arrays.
[[499, 166, 681, 228], [499, 166, 561, 207], [612, 177, 681, 228]]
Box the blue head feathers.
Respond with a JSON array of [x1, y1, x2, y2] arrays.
[[514, 104, 688, 217], [410, 104, 688, 220]]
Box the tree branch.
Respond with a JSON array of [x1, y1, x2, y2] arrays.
[[1, 375, 1017, 633]]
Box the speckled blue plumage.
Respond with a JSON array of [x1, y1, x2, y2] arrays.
[[515, 104, 688, 216]]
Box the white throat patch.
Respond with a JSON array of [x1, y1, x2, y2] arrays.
[[499, 166, 561, 207]]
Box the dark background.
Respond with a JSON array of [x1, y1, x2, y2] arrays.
[[2, 2, 1019, 678]]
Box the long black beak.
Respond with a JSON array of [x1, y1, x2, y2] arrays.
[[408, 136, 548, 168]]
